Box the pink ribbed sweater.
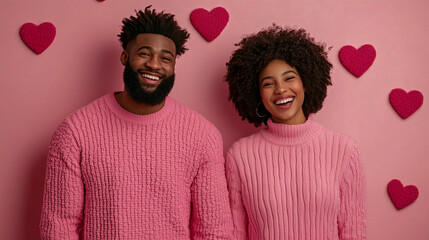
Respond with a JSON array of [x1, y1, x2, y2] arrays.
[[226, 116, 366, 240], [40, 93, 233, 239]]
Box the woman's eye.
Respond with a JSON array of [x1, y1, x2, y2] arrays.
[[262, 82, 273, 87], [286, 76, 295, 81]]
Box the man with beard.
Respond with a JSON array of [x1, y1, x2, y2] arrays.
[[40, 6, 233, 240]]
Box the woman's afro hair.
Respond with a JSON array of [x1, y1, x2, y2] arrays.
[[118, 6, 190, 56], [225, 24, 333, 127]]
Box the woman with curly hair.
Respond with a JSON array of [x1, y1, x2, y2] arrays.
[[225, 25, 366, 239]]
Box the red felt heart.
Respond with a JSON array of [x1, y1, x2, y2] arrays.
[[190, 7, 229, 42], [20, 22, 56, 54], [339, 44, 376, 77], [389, 88, 424, 119], [387, 179, 419, 210]]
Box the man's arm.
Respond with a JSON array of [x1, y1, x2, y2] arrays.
[[40, 120, 85, 240], [190, 126, 233, 240]]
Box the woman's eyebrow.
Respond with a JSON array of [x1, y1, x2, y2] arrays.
[[281, 70, 297, 76], [261, 70, 297, 81]]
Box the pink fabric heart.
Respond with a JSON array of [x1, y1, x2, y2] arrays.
[[387, 179, 419, 210], [389, 88, 424, 119], [20, 22, 56, 54], [339, 44, 376, 77], [190, 7, 229, 42]]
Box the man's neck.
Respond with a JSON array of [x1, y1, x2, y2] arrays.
[[114, 91, 165, 115]]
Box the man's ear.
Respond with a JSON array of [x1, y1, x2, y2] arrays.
[[120, 50, 128, 66]]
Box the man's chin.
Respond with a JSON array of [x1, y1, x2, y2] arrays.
[[141, 87, 157, 94]]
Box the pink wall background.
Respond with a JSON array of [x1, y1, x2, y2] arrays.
[[1, 0, 428, 239]]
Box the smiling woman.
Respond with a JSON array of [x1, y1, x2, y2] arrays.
[[224, 25, 366, 240], [258, 59, 306, 125]]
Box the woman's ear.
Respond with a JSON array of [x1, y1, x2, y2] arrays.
[[120, 50, 128, 66]]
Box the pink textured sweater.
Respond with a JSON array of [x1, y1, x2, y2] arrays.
[[226, 116, 366, 240], [40, 93, 233, 239]]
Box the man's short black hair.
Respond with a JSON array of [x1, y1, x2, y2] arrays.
[[118, 6, 190, 56]]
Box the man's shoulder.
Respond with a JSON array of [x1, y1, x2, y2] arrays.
[[71, 94, 108, 115], [60, 94, 110, 129], [168, 97, 201, 115], [168, 97, 219, 130]]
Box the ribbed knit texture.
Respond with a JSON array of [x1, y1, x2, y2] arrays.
[[226, 116, 366, 240], [40, 93, 233, 240]]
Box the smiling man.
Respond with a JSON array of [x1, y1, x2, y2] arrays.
[[40, 6, 233, 240], [118, 33, 177, 114]]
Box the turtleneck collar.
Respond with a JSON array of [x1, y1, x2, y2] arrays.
[[260, 115, 323, 146], [104, 92, 175, 125]]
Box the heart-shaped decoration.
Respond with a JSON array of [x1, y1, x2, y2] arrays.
[[20, 22, 56, 54], [387, 179, 419, 210], [190, 7, 229, 42], [389, 88, 424, 119], [339, 44, 376, 77]]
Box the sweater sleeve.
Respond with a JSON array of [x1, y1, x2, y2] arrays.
[[338, 145, 366, 240], [40, 120, 85, 240], [225, 150, 248, 240], [190, 126, 234, 240]]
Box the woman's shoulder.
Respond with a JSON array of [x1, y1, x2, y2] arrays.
[[227, 130, 265, 152], [317, 124, 359, 152]]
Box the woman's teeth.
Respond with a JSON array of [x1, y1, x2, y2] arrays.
[[275, 97, 293, 105], [141, 74, 160, 81]]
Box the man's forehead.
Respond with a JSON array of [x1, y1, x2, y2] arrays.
[[131, 33, 176, 54]]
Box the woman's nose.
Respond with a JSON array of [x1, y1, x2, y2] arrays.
[[274, 83, 287, 94]]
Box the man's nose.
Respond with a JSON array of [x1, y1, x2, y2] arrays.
[[145, 56, 161, 70]]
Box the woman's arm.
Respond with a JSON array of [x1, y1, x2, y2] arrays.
[[338, 146, 366, 240], [226, 151, 249, 240]]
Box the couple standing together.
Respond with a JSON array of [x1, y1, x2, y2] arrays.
[[40, 6, 366, 240]]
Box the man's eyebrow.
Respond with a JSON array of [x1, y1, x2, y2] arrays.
[[161, 49, 175, 58], [136, 46, 152, 52], [136, 46, 175, 57]]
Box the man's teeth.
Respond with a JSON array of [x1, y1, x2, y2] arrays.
[[141, 74, 160, 81], [275, 98, 293, 105]]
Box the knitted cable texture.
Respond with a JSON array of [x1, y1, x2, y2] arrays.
[[226, 116, 366, 240]]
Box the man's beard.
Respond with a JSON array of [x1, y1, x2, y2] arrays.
[[123, 62, 175, 106]]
